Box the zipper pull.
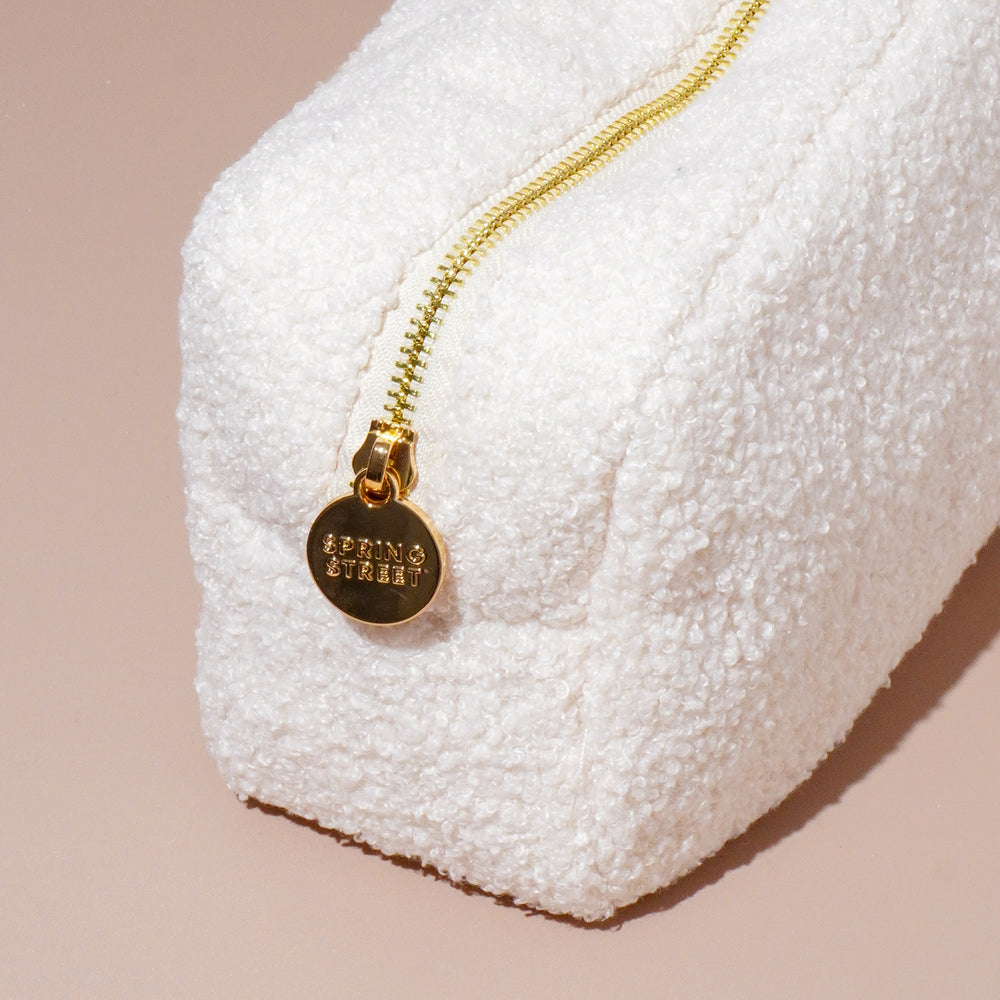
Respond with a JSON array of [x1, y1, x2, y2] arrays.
[[307, 421, 445, 625]]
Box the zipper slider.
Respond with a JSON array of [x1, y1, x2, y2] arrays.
[[352, 419, 418, 498]]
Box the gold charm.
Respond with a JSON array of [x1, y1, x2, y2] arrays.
[[307, 423, 445, 625]]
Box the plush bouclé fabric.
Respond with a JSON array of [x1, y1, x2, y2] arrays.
[[178, 0, 1000, 920]]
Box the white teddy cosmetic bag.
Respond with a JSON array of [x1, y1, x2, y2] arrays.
[[178, 0, 1000, 920]]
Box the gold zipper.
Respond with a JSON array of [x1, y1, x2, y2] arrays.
[[307, 0, 770, 625]]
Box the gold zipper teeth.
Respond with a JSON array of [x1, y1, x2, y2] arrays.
[[384, 0, 768, 428]]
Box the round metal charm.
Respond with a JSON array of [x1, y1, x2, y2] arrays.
[[307, 477, 445, 626]]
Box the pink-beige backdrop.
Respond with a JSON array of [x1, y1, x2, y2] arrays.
[[3, 2, 998, 997]]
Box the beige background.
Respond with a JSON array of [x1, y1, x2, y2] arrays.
[[3, 2, 999, 997]]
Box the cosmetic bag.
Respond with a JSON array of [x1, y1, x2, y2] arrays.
[[178, 0, 1000, 920]]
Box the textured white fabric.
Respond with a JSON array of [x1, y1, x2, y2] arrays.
[[178, 0, 1000, 920]]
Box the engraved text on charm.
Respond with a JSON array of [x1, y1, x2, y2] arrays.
[[307, 473, 444, 625]]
